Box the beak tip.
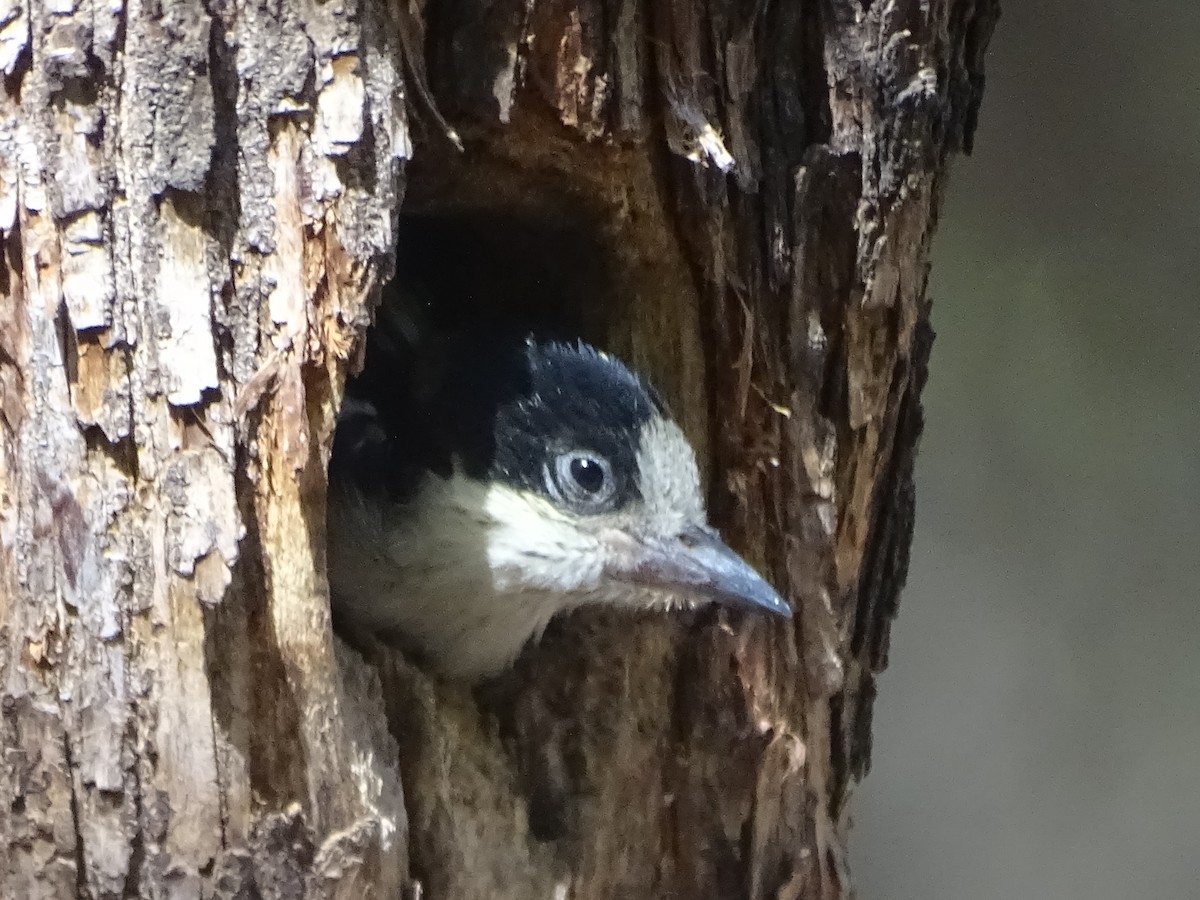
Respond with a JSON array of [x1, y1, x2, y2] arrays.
[[611, 525, 795, 622], [742, 583, 793, 620], [682, 530, 793, 621]]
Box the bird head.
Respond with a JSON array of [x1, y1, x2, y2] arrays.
[[465, 341, 791, 619], [328, 334, 790, 677]]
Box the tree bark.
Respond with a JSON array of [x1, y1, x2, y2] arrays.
[[0, 0, 998, 898]]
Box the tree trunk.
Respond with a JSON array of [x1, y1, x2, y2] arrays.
[[0, 0, 997, 898]]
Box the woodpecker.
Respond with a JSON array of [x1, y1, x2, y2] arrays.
[[327, 318, 790, 679]]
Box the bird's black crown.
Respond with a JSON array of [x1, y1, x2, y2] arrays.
[[334, 333, 670, 514], [486, 341, 667, 511]]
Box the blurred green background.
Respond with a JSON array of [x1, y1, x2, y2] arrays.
[[853, 5, 1200, 899]]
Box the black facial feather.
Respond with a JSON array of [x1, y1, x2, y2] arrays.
[[487, 341, 663, 509], [329, 399, 413, 499], [332, 331, 668, 514]]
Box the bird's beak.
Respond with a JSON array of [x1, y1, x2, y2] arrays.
[[609, 525, 792, 618]]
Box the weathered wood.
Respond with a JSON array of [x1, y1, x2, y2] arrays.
[[0, 0, 997, 897], [389, 2, 997, 898], [1, 0, 411, 895]]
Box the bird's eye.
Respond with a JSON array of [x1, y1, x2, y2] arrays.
[[547, 451, 615, 508]]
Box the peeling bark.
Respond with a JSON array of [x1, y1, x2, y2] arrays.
[[0, 0, 997, 898], [1, 0, 410, 894]]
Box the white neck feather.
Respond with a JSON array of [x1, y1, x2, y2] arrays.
[[328, 473, 604, 678]]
